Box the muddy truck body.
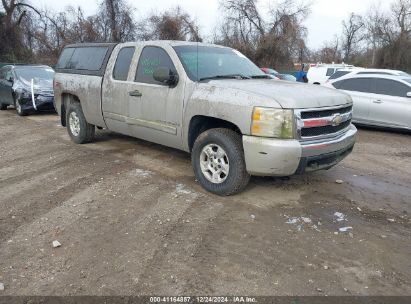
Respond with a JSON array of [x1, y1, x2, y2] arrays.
[[54, 41, 357, 195]]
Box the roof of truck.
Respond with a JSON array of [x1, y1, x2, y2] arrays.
[[64, 40, 229, 49], [56, 41, 233, 77]]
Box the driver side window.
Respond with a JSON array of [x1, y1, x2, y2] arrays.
[[135, 46, 177, 85]]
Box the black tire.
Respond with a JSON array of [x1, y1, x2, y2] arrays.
[[192, 128, 250, 196], [66, 102, 95, 144], [14, 99, 27, 116], [0, 102, 7, 110]]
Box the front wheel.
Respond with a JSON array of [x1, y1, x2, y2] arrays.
[[66, 103, 95, 144], [15, 99, 27, 116], [192, 128, 250, 196]]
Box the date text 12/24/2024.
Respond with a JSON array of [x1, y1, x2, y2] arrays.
[[149, 297, 257, 303]]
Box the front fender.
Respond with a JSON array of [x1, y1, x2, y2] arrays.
[[182, 83, 282, 151]]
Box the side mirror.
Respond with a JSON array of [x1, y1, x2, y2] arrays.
[[153, 67, 178, 86], [407, 92, 411, 98]]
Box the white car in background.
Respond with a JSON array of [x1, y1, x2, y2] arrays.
[[326, 74, 411, 130], [326, 68, 410, 84], [307, 63, 358, 85]]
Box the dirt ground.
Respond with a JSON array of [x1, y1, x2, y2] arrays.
[[0, 109, 410, 296]]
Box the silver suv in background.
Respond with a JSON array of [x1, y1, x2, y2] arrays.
[[326, 68, 410, 83], [325, 74, 411, 130], [53, 41, 357, 195]]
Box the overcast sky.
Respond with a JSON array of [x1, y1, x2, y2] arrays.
[[35, 0, 394, 49]]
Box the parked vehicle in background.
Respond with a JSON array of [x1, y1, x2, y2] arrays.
[[280, 74, 297, 82], [261, 68, 296, 81], [260, 68, 279, 80], [327, 74, 411, 130], [54, 41, 356, 196], [0, 65, 55, 116], [326, 68, 410, 83], [307, 63, 358, 85]]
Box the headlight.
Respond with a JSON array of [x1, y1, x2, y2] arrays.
[[251, 107, 294, 139], [19, 88, 31, 99]]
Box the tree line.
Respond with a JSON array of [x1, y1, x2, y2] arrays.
[[0, 0, 410, 72]]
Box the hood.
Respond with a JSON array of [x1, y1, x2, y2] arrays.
[[17, 78, 54, 95], [205, 79, 352, 109]]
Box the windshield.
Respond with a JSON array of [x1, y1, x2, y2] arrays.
[[173, 45, 264, 81], [15, 67, 54, 82]]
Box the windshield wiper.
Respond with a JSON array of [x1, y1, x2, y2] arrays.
[[199, 74, 251, 81], [250, 75, 272, 79]]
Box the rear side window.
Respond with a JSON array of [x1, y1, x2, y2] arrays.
[[56, 48, 75, 69], [329, 71, 350, 80], [113, 47, 135, 81], [57, 47, 108, 71], [333, 78, 374, 93], [326, 68, 335, 77], [135, 46, 177, 85], [374, 79, 410, 97]]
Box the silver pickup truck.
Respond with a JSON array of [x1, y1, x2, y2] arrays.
[[54, 41, 357, 195]]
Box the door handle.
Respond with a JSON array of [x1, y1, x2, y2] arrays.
[[373, 100, 383, 104], [129, 90, 142, 97]]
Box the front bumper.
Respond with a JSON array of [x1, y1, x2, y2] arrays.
[[243, 125, 357, 176], [19, 95, 55, 111]]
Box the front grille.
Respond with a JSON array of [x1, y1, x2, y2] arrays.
[[301, 120, 351, 137], [301, 106, 352, 119], [298, 105, 353, 139]]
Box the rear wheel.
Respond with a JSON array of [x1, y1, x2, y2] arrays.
[[66, 103, 95, 144], [192, 128, 250, 196], [0, 102, 7, 110]]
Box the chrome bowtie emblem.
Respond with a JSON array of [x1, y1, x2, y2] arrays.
[[331, 114, 343, 126]]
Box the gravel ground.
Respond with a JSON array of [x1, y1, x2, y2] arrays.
[[0, 109, 410, 296]]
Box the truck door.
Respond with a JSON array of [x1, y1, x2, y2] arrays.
[[127, 45, 185, 149], [101, 46, 137, 136]]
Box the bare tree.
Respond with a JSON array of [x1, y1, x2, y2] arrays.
[[342, 13, 364, 62], [364, 4, 389, 66], [139, 6, 202, 42], [98, 0, 136, 42], [216, 0, 311, 68], [311, 36, 342, 63], [221, 0, 265, 42], [392, 0, 411, 35], [1, 0, 39, 29], [0, 0, 40, 61], [372, 0, 411, 69]]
